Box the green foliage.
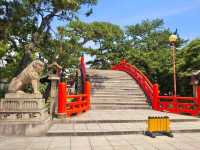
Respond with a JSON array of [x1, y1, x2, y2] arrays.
[[56, 18, 199, 96], [0, 41, 23, 80], [123, 19, 188, 95], [64, 20, 125, 69], [126, 19, 169, 51], [177, 39, 200, 76], [0, 41, 8, 58], [0, 0, 97, 79], [39, 82, 48, 94], [126, 22, 200, 96], [67, 98, 76, 102], [176, 39, 200, 96]]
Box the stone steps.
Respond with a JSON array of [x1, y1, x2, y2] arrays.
[[91, 105, 150, 110], [47, 121, 200, 136], [91, 88, 142, 91], [91, 98, 147, 101], [91, 82, 138, 85], [91, 86, 141, 89], [92, 90, 144, 94], [48, 108, 200, 136], [91, 104, 149, 109], [91, 95, 146, 100], [91, 100, 148, 104], [91, 102, 148, 105], [92, 94, 145, 97], [91, 78, 133, 81], [89, 69, 148, 111], [92, 91, 144, 95], [91, 86, 140, 89], [92, 88, 143, 92], [92, 88, 142, 91], [92, 93, 145, 96], [90, 79, 137, 82]]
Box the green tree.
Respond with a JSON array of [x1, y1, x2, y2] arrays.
[[176, 39, 200, 95], [177, 39, 200, 76], [0, 0, 97, 77], [125, 19, 185, 94], [63, 20, 125, 69]]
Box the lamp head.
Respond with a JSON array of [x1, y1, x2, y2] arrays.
[[169, 34, 178, 44]]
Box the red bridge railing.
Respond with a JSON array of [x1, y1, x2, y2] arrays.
[[58, 81, 90, 117], [153, 84, 200, 116], [58, 56, 91, 117], [112, 59, 200, 116], [112, 59, 154, 104]]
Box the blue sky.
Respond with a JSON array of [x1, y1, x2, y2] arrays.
[[52, 0, 200, 63], [79, 0, 200, 40]]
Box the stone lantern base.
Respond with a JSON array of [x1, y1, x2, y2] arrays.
[[0, 93, 50, 136]]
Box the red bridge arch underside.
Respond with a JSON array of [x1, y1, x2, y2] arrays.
[[112, 59, 200, 116]]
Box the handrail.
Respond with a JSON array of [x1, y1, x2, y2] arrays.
[[112, 59, 200, 116], [80, 56, 87, 93], [112, 59, 154, 103], [155, 86, 200, 116], [58, 57, 91, 117], [58, 80, 91, 117]]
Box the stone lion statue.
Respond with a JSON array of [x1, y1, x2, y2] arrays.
[[8, 60, 45, 94]]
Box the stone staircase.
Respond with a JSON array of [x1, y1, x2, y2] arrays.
[[88, 69, 150, 110]]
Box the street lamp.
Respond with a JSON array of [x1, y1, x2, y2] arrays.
[[169, 34, 178, 96]]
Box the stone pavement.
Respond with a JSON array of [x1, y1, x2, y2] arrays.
[[53, 109, 200, 122], [48, 121, 200, 136], [48, 109, 200, 136], [1, 133, 200, 150]]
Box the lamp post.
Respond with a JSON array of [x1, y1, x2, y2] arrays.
[[169, 34, 178, 96]]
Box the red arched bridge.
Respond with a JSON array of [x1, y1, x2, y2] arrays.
[[58, 58, 200, 117]]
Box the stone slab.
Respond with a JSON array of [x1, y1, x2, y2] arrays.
[[47, 121, 200, 136], [0, 117, 51, 136], [1, 133, 200, 150], [0, 98, 46, 111], [53, 109, 200, 122], [5, 93, 43, 99]]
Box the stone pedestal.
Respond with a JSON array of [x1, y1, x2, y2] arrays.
[[0, 93, 50, 136]]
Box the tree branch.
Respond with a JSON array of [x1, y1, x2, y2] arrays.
[[38, 8, 59, 33]]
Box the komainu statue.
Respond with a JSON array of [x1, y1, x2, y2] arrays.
[[8, 60, 44, 94]]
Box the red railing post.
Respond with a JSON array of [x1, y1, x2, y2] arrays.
[[80, 56, 86, 93], [84, 81, 91, 110], [152, 84, 159, 110], [197, 86, 200, 105], [58, 82, 67, 116]]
